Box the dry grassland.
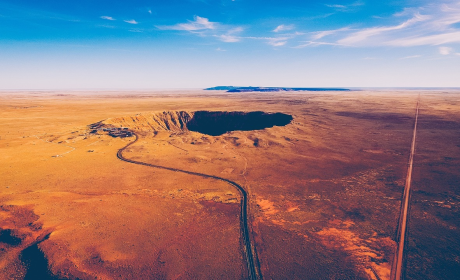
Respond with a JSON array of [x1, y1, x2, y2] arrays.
[[1, 90, 459, 279]]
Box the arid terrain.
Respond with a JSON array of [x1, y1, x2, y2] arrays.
[[1, 89, 459, 280]]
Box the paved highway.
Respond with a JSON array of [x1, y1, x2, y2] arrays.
[[390, 95, 420, 280], [117, 132, 262, 280]]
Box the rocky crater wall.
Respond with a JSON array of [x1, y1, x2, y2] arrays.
[[99, 111, 293, 136]]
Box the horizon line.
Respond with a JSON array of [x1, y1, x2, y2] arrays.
[[1, 87, 460, 92]]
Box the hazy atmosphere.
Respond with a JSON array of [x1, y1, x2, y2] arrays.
[[1, 0, 460, 89], [1, 2, 460, 280]]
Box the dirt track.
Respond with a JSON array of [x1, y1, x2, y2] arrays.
[[117, 132, 262, 280]]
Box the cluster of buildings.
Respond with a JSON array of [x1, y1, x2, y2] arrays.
[[88, 122, 133, 138]]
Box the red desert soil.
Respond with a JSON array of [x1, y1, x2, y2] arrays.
[[1, 90, 460, 279]]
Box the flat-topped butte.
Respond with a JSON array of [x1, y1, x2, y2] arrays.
[[205, 86, 351, 92]]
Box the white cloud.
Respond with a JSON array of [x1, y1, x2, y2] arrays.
[[219, 34, 240, 42], [393, 7, 419, 17], [439, 46, 453, 55], [431, 4, 460, 28], [216, 27, 244, 42], [242, 34, 302, 47], [157, 16, 216, 31], [100, 16, 115, 21], [325, 1, 364, 11], [267, 37, 288, 47], [216, 47, 226, 51], [148, 9, 152, 14], [311, 27, 350, 40], [248, 28, 303, 46], [387, 31, 460, 46], [124, 19, 138, 24], [273, 24, 294, 32], [269, 41, 287, 47], [401, 55, 422, 59], [243, 36, 287, 46], [99, 24, 115, 29], [293, 41, 342, 48], [157, 15, 245, 45], [228, 27, 244, 34], [306, 2, 460, 48], [338, 13, 430, 46], [326, 4, 347, 9]]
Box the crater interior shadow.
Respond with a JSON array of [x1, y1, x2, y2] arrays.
[[20, 234, 62, 280], [187, 111, 293, 136], [0, 229, 22, 246]]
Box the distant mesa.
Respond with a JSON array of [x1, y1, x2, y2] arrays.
[[205, 86, 351, 92], [91, 111, 293, 137], [205, 86, 239, 91]]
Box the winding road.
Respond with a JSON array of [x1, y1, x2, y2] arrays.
[[117, 132, 262, 280]]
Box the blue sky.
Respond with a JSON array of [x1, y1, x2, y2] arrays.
[[1, 0, 460, 89]]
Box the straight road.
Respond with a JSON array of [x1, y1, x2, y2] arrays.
[[390, 95, 420, 280], [117, 132, 262, 280]]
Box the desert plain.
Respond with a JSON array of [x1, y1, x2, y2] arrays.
[[1, 89, 459, 280]]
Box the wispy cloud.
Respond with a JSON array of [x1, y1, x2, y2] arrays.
[[326, 4, 347, 9], [267, 38, 288, 46], [325, 1, 364, 12], [338, 13, 431, 46], [157, 16, 216, 31], [400, 55, 422, 59], [241, 36, 292, 47], [219, 34, 240, 42], [101, 16, 115, 21], [98, 24, 116, 29], [273, 24, 294, 32], [255, 33, 305, 47], [311, 27, 350, 40], [159, 16, 245, 44], [303, 13, 335, 21], [129, 28, 143, 33], [293, 41, 342, 48], [124, 19, 138, 24], [304, 1, 460, 49], [216, 27, 244, 42], [387, 31, 460, 46], [439, 46, 453, 55]]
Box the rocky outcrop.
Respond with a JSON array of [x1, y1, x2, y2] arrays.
[[103, 111, 194, 133]]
